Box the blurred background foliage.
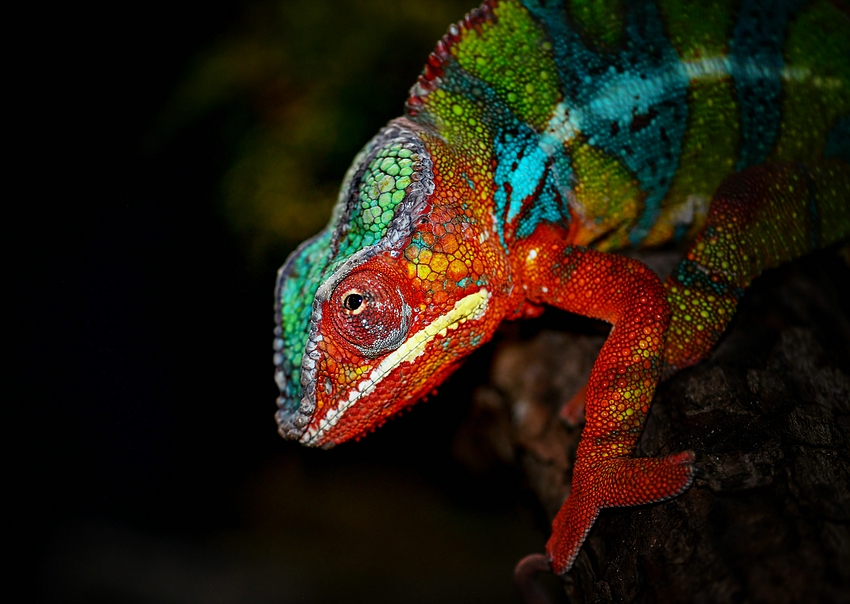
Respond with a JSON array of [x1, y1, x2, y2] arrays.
[[163, 0, 473, 261], [16, 1, 551, 602]]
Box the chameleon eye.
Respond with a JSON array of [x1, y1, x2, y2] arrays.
[[341, 290, 365, 314], [331, 270, 411, 358]]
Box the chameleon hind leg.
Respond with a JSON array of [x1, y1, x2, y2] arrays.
[[664, 160, 850, 375], [519, 240, 696, 575]]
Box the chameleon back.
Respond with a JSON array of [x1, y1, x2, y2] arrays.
[[404, 0, 849, 250]]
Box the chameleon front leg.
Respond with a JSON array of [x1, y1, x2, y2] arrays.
[[519, 241, 696, 575], [516, 160, 848, 577]]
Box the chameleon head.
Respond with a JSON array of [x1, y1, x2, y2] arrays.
[[274, 118, 503, 448]]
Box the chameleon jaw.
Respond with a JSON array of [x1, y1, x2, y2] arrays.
[[299, 287, 491, 447]]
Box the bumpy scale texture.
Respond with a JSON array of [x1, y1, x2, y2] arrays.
[[275, 0, 850, 577]]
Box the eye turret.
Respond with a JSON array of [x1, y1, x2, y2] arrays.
[[330, 269, 411, 358]]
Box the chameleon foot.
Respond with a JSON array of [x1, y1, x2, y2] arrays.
[[547, 450, 696, 575], [513, 553, 558, 604]]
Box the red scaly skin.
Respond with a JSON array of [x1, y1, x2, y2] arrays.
[[275, 1, 850, 580], [513, 226, 696, 572]]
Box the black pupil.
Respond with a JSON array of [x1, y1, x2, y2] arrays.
[[343, 293, 363, 311]]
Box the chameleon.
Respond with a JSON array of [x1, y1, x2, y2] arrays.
[[273, 0, 850, 577]]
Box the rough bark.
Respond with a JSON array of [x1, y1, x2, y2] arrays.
[[452, 250, 850, 604]]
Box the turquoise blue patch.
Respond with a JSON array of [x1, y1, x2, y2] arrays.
[[824, 117, 850, 163], [493, 123, 574, 244], [522, 0, 689, 246], [275, 229, 334, 409], [729, 0, 806, 171]]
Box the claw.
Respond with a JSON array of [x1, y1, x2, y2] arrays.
[[514, 553, 559, 604], [546, 450, 696, 575]]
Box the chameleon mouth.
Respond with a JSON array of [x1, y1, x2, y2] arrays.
[[299, 287, 491, 447]]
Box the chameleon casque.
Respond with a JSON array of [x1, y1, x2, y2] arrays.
[[273, 0, 850, 576]]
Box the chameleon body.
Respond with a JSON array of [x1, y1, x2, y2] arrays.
[[274, 0, 850, 575]]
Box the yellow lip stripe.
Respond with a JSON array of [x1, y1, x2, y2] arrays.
[[301, 288, 490, 444]]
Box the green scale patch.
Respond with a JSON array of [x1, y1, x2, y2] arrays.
[[569, 0, 625, 50], [277, 229, 334, 402], [453, 0, 561, 131], [772, 0, 850, 163], [335, 144, 418, 260]]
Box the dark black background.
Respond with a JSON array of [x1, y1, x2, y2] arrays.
[[14, 1, 542, 602]]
